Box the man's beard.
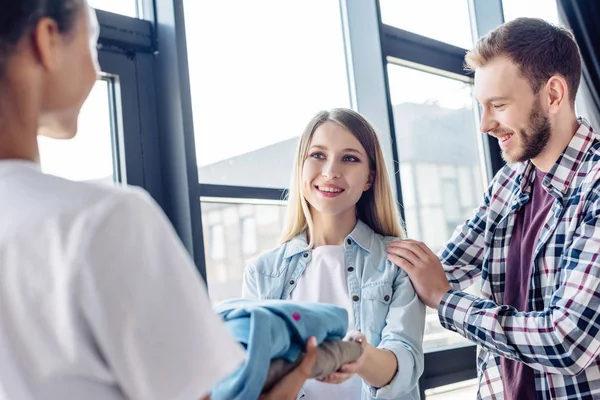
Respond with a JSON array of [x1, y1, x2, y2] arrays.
[[501, 97, 552, 163]]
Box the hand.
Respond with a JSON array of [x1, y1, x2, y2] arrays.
[[259, 337, 318, 400], [387, 239, 451, 309], [318, 330, 367, 384]]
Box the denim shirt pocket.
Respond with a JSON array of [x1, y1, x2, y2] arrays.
[[361, 282, 393, 342]]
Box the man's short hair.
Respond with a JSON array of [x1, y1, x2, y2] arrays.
[[466, 17, 582, 106]]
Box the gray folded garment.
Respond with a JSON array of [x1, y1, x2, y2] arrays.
[[262, 340, 364, 393]]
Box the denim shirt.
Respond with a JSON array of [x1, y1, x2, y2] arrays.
[[243, 220, 425, 400]]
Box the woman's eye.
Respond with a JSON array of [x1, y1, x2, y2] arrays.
[[343, 155, 359, 162], [492, 104, 506, 109], [310, 152, 325, 159]]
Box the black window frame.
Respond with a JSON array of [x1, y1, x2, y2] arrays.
[[101, 1, 513, 399]]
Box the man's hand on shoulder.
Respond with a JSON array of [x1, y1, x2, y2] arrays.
[[387, 240, 451, 309]]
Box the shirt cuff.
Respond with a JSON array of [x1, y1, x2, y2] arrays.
[[438, 289, 477, 336], [367, 345, 415, 399]]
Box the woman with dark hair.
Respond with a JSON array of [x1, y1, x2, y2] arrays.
[[0, 1, 315, 399]]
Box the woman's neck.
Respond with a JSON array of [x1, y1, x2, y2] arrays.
[[310, 208, 357, 247], [0, 73, 41, 162]]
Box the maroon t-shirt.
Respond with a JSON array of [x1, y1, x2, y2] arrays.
[[501, 169, 554, 400]]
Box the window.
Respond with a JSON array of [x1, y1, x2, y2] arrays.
[[502, 0, 559, 24], [39, 78, 119, 184], [426, 379, 478, 399], [209, 224, 226, 262], [89, 0, 141, 18], [379, 0, 473, 49], [241, 217, 258, 256], [388, 63, 485, 351], [202, 201, 286, 303], [183, 0, 350, 188]]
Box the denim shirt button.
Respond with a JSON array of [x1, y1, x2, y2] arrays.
[[384, 295, 390, 302], [352, 295, 360, 302], [347, 267, 354, 272], [303, 253, 309, 258], [346, 239, 352, 245], [289, 280, 295, 285]]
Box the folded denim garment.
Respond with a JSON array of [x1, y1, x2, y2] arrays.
[[212, 299, 357, 400]]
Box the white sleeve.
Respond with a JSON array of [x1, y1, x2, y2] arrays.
[[76, 188, 245, 400]]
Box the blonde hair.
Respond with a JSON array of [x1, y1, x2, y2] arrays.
[[280, 108, 405, 247]]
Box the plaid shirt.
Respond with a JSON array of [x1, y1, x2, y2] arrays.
[[438, 118, 600, 399]]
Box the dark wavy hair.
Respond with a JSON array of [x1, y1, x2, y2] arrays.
[[0, 0, 83, 75]]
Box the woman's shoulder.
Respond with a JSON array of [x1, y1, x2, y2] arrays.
[[367, 230, 403, 252], [245, 243, 291, 276]]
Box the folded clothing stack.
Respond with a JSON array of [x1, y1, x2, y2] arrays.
[[211, 299, 363, 400], [263, 339, 363, 392]]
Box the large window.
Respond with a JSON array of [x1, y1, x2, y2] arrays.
[[183, 0, 350, 188], [39, 77, 121, 184], [388, 64, 484, 252], [89, 0, 141, 18], [379, 0, 473, 49], [502, 0, 559, 24], [202, 200, 287, 303], [388, 64, 485, 351]]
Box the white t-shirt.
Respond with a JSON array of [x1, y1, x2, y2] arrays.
[[289, 245, 362, 400], [0, 160, 244, 400]]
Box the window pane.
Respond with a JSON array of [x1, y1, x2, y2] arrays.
[[202, 200, 286, 302], [89, 0, 139, 18], [502, 0, 559, 24], [426, 379, 478, 399], [379, 0, 473, 49], [388, 63, 485, 351], [184, 0, 350, 188], [39, 79, 118, 184]]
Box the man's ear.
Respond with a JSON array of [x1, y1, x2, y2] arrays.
[[546, 75, 568, 114], [32, 17, 62, 71]]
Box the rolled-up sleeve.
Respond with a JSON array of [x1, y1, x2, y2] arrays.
[[369, 269, 425, 399]]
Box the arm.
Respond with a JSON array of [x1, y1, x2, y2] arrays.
[[439, 195, 600, 375], [242, 265, 257, 299], [319, 270, 424, 398], [366, 269, 425, 398], [242, 264, 259, 299], [400, 196, 600, 376], [77, 189, 245, 400], [357, 345, 398, 389]]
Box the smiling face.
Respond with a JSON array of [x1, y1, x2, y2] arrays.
[[301, 121, 373, 219], [474, 57, 552, 164]]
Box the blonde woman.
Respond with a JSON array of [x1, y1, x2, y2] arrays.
[[243, 108, 425, 400]]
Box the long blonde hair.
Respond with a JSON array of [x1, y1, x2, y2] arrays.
[[281, 108, 405, 247]]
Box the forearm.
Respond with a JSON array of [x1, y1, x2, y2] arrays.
[[357, 344, 397, 388], [440, 290, 600, 375]]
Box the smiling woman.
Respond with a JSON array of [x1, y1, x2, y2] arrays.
[[243, 108, 425, 400]]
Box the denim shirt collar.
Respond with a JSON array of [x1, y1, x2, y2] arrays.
[[283, 219, 373, 259]]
